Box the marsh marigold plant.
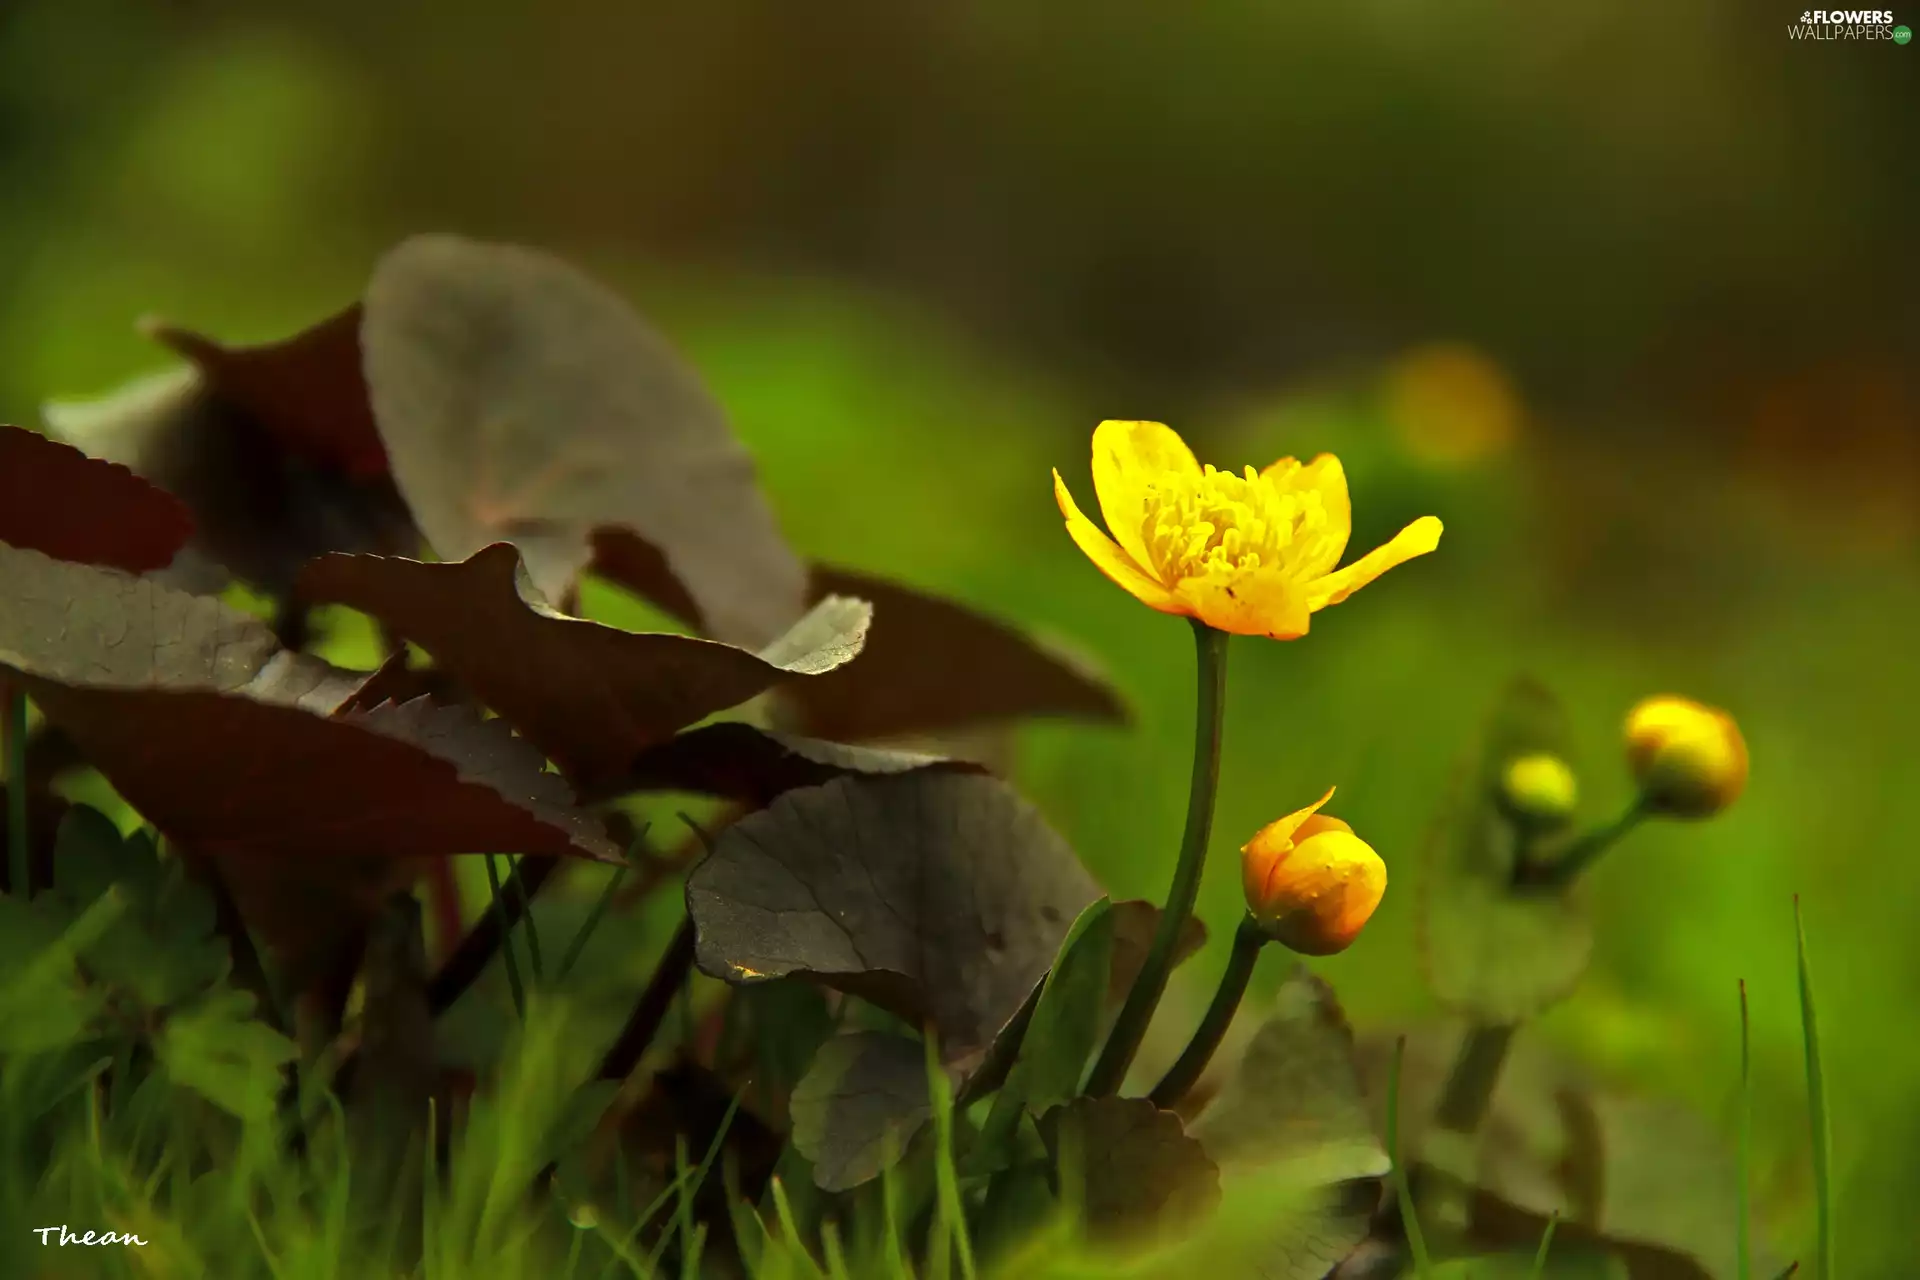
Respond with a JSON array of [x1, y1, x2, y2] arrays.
[[1053, 419, 1443, 638]]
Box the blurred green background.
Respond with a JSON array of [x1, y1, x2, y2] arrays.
[[3, 1, 1915, 1272]]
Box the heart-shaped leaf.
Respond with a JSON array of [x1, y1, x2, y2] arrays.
[[591, 536, 1129, 740], [609, 721, 986, 807], [0, 546, 616, 864], [1193, 967, 1391, 1185], [43, 366, 416, 598], [687, 770, 1101, 1078], [298, 544, 871, 790], [1357, 1028, 1762, 1280], [144, 306, 390, 479], [0, 425, 193, 572], [789, 1031, 943, 1192], [781, 893, 1199, 1193], [1190, 967, 1390, 1279], [1419, 679, 1594, 1021], [1511, 1092, 1747, 1280], [1040, 1096, 1221, 1250], [361, 233, 807, 645]]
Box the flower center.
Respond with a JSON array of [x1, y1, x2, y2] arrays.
[[1139, 464, 1332, 583]]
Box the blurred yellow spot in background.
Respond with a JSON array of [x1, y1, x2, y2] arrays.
[[1385, 342, 1523, 465]]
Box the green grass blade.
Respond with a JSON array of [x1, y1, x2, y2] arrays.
[[770, 1177, 829, 1280], [1738, 978, 1753, 1280], [557, 864, 630, 981], [1527, 1211, 1560, 1278], [1794, 897, 1832, 1280], [821, 1220, 855, 1280], [511, 855, 546, 982], [881, 1155, 916, 1280], [924, 1030, 978, 1280], [1387, 1036, 1434, 1277], [642, 1094, 743, 1275], [672, 1134, 696, 1271]]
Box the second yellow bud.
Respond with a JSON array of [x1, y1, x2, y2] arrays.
[[1624, 694, 1748, 819]]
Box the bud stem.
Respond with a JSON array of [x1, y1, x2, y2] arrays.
[[1086, 619, 1230, 1097], [1149, 914, 1267, 1107], [1418, 1020, 1518, 1234], [1516, 796, 1650, 890]]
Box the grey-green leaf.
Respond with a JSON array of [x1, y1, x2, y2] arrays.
[[1190, 966, 1390, 1280], [1040, 1096, 1221, 1251], [1193, 966, 1390, 1185], [361, 233, 807, 646], [789, 1031, 940, 1193], [686, 770, 1101, 1078]]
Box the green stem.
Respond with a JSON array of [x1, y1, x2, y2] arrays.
[[1149, 915, 1265, 1107], [1084, 620, 1229, 1098], [6, 689, 28, 898], [1420, 1021, 1518, 1235], [1433, 1022, 1517, 1135], [1518, 797, 1649, 890], [483, 853, 527, 1020]]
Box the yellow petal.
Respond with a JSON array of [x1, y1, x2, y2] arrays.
[[1263, 453, 1352, 576], [1242, 785, 1338, 908], [1091, 420, 1200, 569], [1053, 469, 1185, 614], [1176, 568, 1312, 639], [1294, 813, 1354, 842], [1263, 830, 1387, 956], [1307, 515, 1443, 609]]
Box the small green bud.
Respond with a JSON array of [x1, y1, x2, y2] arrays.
[[1497, 752, 1579, 831]]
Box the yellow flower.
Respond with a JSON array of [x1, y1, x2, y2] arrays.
[[1053, 420, 1443, 638], [1497, 751, 1579, 831], [1624, 695, 1748, 819], [1240, 786, 1387, 956]]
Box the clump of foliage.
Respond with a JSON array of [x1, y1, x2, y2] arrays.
[[0, 236, 1824, 1279]]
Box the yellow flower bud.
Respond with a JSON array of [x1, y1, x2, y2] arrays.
[[1497, 752, 1579, 831], [1240, 786, 1387, 956], [1623, 695, 1748, 819]]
